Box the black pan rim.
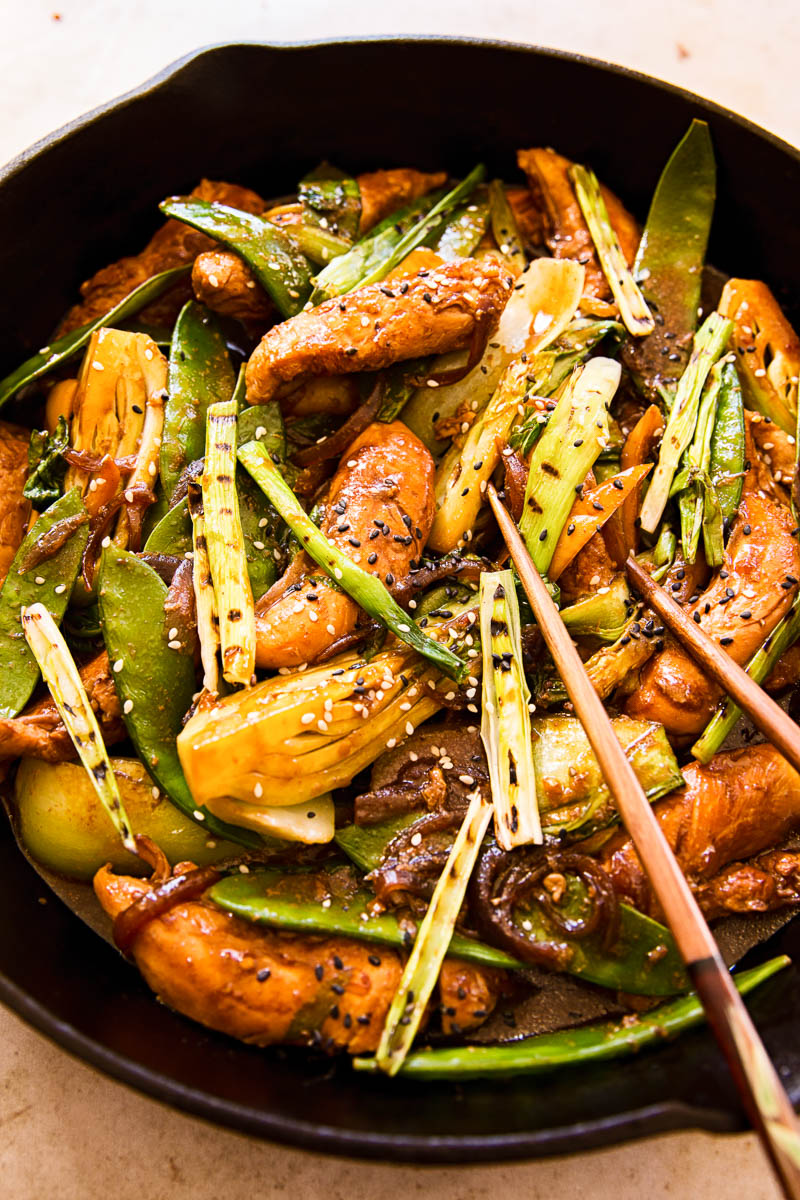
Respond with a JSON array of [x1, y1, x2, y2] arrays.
[[0, 35, 797, 1163]]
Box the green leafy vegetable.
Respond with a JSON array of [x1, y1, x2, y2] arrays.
[[23, 416, 69, 503]]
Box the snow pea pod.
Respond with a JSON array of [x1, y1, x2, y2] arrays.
[[708, 359, 746, 527], [208, 868, 520, 972], [622, 120, 716, 403], [0, 488, 88, 719], [97, 548, 261, 848], [159, 198, 312, 318], [143, 499, 192, 556], [353, 955, 789, 1078], [160, 301, 235, 503], [0, 266, 189, 411]]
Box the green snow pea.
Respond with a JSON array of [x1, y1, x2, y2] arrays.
[[160, 301, 235, 503], [97, 547, 261, 848], [622, 120, 716, 403], [159, 198, 312, 318], [354, 956, 789, 1078]]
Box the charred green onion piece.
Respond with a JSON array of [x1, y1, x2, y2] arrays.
[[355, 956, 789, 1079], [159, 198, 312, 318], [238, 440, 468, 680], [0, 266, 189, 411], [519, 357, 619, 569], [375, 791, 493, 1075], [21, 602, 136, 854], [569, 163, 654, 337], [639, 312, 732, 534], [480, 570, 542, 848], [203, 399, 256, 686]]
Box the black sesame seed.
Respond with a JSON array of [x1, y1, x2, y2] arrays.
[[368, 954, 382, 967], [693, 612, 702, 624], [720, 636, 734, 646], [256, 968, 271, 982], [314, 964, 324, 981]]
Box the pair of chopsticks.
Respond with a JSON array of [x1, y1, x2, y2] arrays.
[[487, 484, 800, 1200]]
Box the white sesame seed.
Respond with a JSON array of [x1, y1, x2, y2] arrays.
[[334, 567, 343, 580], [123, 699, 133, 714], [405, 721, 414, 735], [168, 627, 178, 640], [326, 623, 336, 635], [301, 712, 315, 725], [101, 536, 111, 548], [410, 832, 423, 847], [400, 701, 412, 711], [255, 426, 266, 439], [459, 775, 475, 785], [34, 575, 45, 585], [254, 781, 263, 798], [54, 583, 66, 595], [148, 461, 157, 476], [398, 623, 410, 632], [193, 809, 205, 820], [259, 517, 268, 528], [151, 786, 160, 799], [92, 361, 104, 371], [239, 863, 250, 874], [317, 719, 329, 732], [168, 640, 182, 650], [308, 610, 318, 622], [386, 737, 397, 748], [322, 897, 332, 908], [254, 540, 265, 550]]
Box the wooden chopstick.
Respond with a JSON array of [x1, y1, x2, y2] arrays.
[[625, 554, 800, 775], [487, 484, 800, 1200]]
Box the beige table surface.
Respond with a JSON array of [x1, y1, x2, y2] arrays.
[[1, 1, 798, 1196]]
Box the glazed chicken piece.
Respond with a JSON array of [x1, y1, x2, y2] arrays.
[[357, 167, 448, 233], [0, 420, 32, 585], [626, 460, 800, 738], [599, 744, 800, 921], [57, 179, 267, 336], [191, 247, 273, 324], [557, 531, 618, 605], [93, 862, 506, 1051], [192, 167, 447, 324], [255, 421, 435, 668], [438, 959, 507, 1035], [517, 148, 640, 301], [94, 864, 402, 1052], [0, 651, 123, 761], [245, 258, 514, 405]]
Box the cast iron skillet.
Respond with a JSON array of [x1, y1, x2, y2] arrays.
[[1, 38, 800, 1164]]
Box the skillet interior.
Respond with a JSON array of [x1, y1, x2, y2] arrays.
[[1, 37, 800, 1162]]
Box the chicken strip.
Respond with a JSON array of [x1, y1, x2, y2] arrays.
[[438, 959, 507, 1035], [599, 744, 800, 920], [0, 420, 32, 585], [517, 148, 640, 301], [0, 651, 124, 761], [255, 421, 435, 668], [191, 167, 447, 324], [626, 477, 800, 738], [245, 258, 514, 405], [190, 247, 273, 324], [57, 179, 267, 336], [94, 864, 403, 1053]]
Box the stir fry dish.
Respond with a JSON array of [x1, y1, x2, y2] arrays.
[[2, 123, 800, 1081]]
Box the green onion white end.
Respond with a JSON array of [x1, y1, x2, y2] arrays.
[[21, 602, 136, 854]]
